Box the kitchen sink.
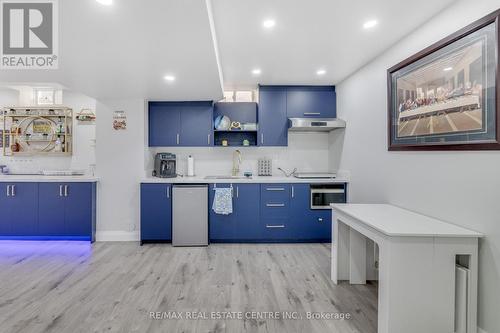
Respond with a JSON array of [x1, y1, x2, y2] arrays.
[[204, 175, 252, 180]]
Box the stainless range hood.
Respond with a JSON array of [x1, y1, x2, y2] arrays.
[[288, 118, 346, 132]]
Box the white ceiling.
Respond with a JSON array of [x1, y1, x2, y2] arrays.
[[0, 0, 224, 101], [211, 0, 459, 89], [0, 0, 459, 101]]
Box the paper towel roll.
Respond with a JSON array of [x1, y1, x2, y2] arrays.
[[187, 155, 195, 176]]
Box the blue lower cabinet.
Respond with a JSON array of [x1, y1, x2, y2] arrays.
[[0, 183, 38, 236], [38, 182, 96, 241], [209, 184, 261, 242], [39, 183, 66, 236], [0, 182, 96, 241], [260, 184, 291, 241], [140, 183, 172, 243], [290, 184, 332, 241], [64, 183, 94, 237]]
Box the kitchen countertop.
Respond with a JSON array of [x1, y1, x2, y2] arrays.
[[0, 175, 99, 182], [142, 175, 349, 184]]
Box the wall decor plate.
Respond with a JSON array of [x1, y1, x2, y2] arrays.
[[387, 9, 500, 150]]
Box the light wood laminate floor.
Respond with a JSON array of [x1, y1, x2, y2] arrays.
[[0, 242, 377, 333]]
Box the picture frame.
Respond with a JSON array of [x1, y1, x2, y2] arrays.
[[387, 9, 500, 150]]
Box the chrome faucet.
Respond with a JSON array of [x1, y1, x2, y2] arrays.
[[232, 150, 242, 176]]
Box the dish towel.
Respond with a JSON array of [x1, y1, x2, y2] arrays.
[[212, 187, 233, 215]]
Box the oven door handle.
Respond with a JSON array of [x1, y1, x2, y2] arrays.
[[311, 189, 345, 194]]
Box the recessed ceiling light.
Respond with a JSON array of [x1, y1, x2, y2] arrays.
[[316, 69, 326, 76], [96, 0, 113, 5], [363, 20, 378, 29], [252, 68, 261, 75], [443, 67, 453, 72], [164, 75, 175, 82], [262, 19, 276, 29]]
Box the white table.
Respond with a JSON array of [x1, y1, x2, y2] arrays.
[[331, 204, 483, 333]]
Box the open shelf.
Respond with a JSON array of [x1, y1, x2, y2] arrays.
[[213, 102, 258, 147]]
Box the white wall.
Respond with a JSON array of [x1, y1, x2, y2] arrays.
[[95, 99, 145, 239], [147, 132, 337, 177], [335, 1, 500, 332], [0, 88, 96, 174]]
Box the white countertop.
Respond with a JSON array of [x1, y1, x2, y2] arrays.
[[0, 175, 99, 182], [142, 175, 349, 184], [331, 203, 483, 238]]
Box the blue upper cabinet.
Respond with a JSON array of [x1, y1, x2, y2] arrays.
[[258, 86, 288, 146], [149, 102, 181, 146], [148, 101, 213, 147], [179, 103, 213, 146], [286, 86, 336, 118]]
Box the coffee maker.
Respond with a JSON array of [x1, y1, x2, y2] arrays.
[[153, 153, 176, 178]]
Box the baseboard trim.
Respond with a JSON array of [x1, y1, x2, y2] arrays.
[[95, 231, 139, 242]]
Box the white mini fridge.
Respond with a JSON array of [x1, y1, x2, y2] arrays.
[[172, 185, 208, 246]]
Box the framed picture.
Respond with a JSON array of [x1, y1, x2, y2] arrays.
[[387, 9, 500, 150]]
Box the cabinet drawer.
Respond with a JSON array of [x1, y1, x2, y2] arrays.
[[261, 203, 288, 218], [261, 218, 289, 240], [260, 184, 290, 202]]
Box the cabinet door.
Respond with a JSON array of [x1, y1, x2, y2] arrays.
[[39, 183, 66, 236], [180, 102, 213, 146], [64, 183, 93, 236], [258, 88, 288, 146], [140, 183, 172, 241], [148, 102, 181, 146], [233, 184, 260, 240], [208, 184, 235, 241], [0, 183, 37, 236], [286, 87, 336, 118], [0, 183, 12, 235], [290, 184, 331, 241]]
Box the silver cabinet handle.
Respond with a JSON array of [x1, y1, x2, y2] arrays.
[[166, 186, 170, 198], [266, 225, 285, 228], [207, 134, 210, 145], [59, 185, 63, 197], [11, 185, 15, 196], [266, 187, 284, 191], [6, 185, 10, 197], [291, 186, 294, 198], [261, 133, 264, 144], [236, 186, 239, 198], [266, 203, 285, 207], [64, 185, 68, 197], [176, 133, 180, 145], [304, 112, 320, 115]]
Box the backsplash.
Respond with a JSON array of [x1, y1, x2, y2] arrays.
[[147, 132, 338, 177]]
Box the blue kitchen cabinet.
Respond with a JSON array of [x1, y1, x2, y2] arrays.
[[0, 182, 38, 236], [209, 183, 261, 242], [179, 103, 213, 146], [286, 86, 336, 118], [290, 184, 331, 241], [38, 183, 65, 236], [65, 183, 94, 236], [38, 182, 96, 240], [148, 101, 213, 147], [260, 184, 291, 240], [258, 87, 288, 146], [140, 183, 172, 243], [149, 102, 181, 146]]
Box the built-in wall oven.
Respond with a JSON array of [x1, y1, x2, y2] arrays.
[[310, 184, 346, 209]]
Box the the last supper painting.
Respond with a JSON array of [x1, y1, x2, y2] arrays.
[[387, 11, 499, 150]]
